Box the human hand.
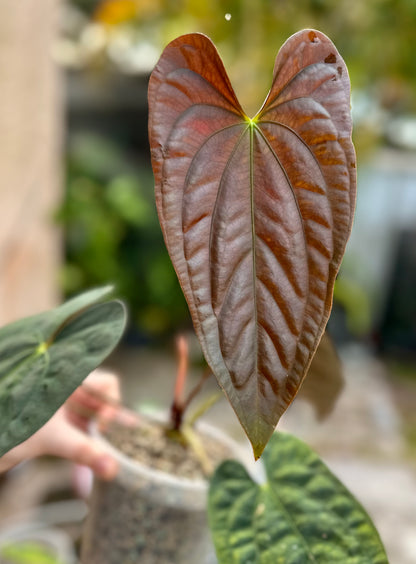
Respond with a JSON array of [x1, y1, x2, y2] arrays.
[[0, 368, 122, 480]]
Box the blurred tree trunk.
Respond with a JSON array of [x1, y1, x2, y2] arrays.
[[0, 0, 62, 323]]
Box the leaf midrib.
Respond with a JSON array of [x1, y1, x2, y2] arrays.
[[248, 120, 261, 445], [265, 482, 317, 562]]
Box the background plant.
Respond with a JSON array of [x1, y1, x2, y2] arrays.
[[57, 135, 188, 337]]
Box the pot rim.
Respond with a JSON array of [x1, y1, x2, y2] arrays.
[[90, 411, 244, 492]]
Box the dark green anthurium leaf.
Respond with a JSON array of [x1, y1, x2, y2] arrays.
[[0, 286, 126, 456], [208, 433, 388, 564], [149, 31, 356, 457]]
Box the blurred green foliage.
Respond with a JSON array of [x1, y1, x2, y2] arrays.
[[0, 541, 62, 564], [333, 276, 371, 336], [57, 134, 188, 337], [70, 0, 416, 115]]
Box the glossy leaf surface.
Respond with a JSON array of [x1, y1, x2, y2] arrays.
[[208, 432, 388, 563], [0, 286, 126, 456], [149, 31, 356, 457]]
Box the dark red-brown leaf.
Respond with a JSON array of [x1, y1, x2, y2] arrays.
[[148, 30, 356, 457]]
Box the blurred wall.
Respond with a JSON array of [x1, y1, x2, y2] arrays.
[[0, 0, 63, 323]]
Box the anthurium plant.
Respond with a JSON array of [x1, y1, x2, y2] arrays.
[[148, 30, 388, 562], [0, 27, 388, 564]]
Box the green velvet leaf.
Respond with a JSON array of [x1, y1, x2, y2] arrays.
[[0, 286, 127, 456], [208, 433, 388, 563]]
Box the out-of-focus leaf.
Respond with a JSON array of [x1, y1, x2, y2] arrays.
[[0, 541, 62, 564], [298, 332, 344, 419], [149, 31, 356, 457], [208, 432, 389, 563], [0, 287, 126, 456]]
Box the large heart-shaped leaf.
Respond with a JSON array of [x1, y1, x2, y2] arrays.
[[208, 432, 388, 563], [0, 286, 127, 456], [149, 30, 356, 457]]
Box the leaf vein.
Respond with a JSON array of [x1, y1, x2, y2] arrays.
[[258, 62, 335, 117], [257, 277, 301, 338], [166, 68, 244, 118], [258, 320, 289, 374]]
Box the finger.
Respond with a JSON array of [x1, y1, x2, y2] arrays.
[[66, 410, 90, 433], [65, 368, 122, 427], [40, 417, 119, 480], [61, 429, 118, 480], [83, 369, 132, 427], [97, 403, 119, 431], [85, 368, 121, 402], [70, 369, 121, 409], [97, 403, 140, 431]]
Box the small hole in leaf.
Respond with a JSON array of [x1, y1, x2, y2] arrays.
[[308, 31, 318, 43], [325, 53, 337, 64]]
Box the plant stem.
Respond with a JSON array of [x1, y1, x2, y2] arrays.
[[182, 366, 212, 412], [170, 335, 189, 430], [169, 336, 221, 431]]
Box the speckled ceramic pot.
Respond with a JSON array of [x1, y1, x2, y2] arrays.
[[81, 418, 244, 564]]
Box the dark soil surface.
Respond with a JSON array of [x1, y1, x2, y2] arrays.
[[105, 418, 233, 480]]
